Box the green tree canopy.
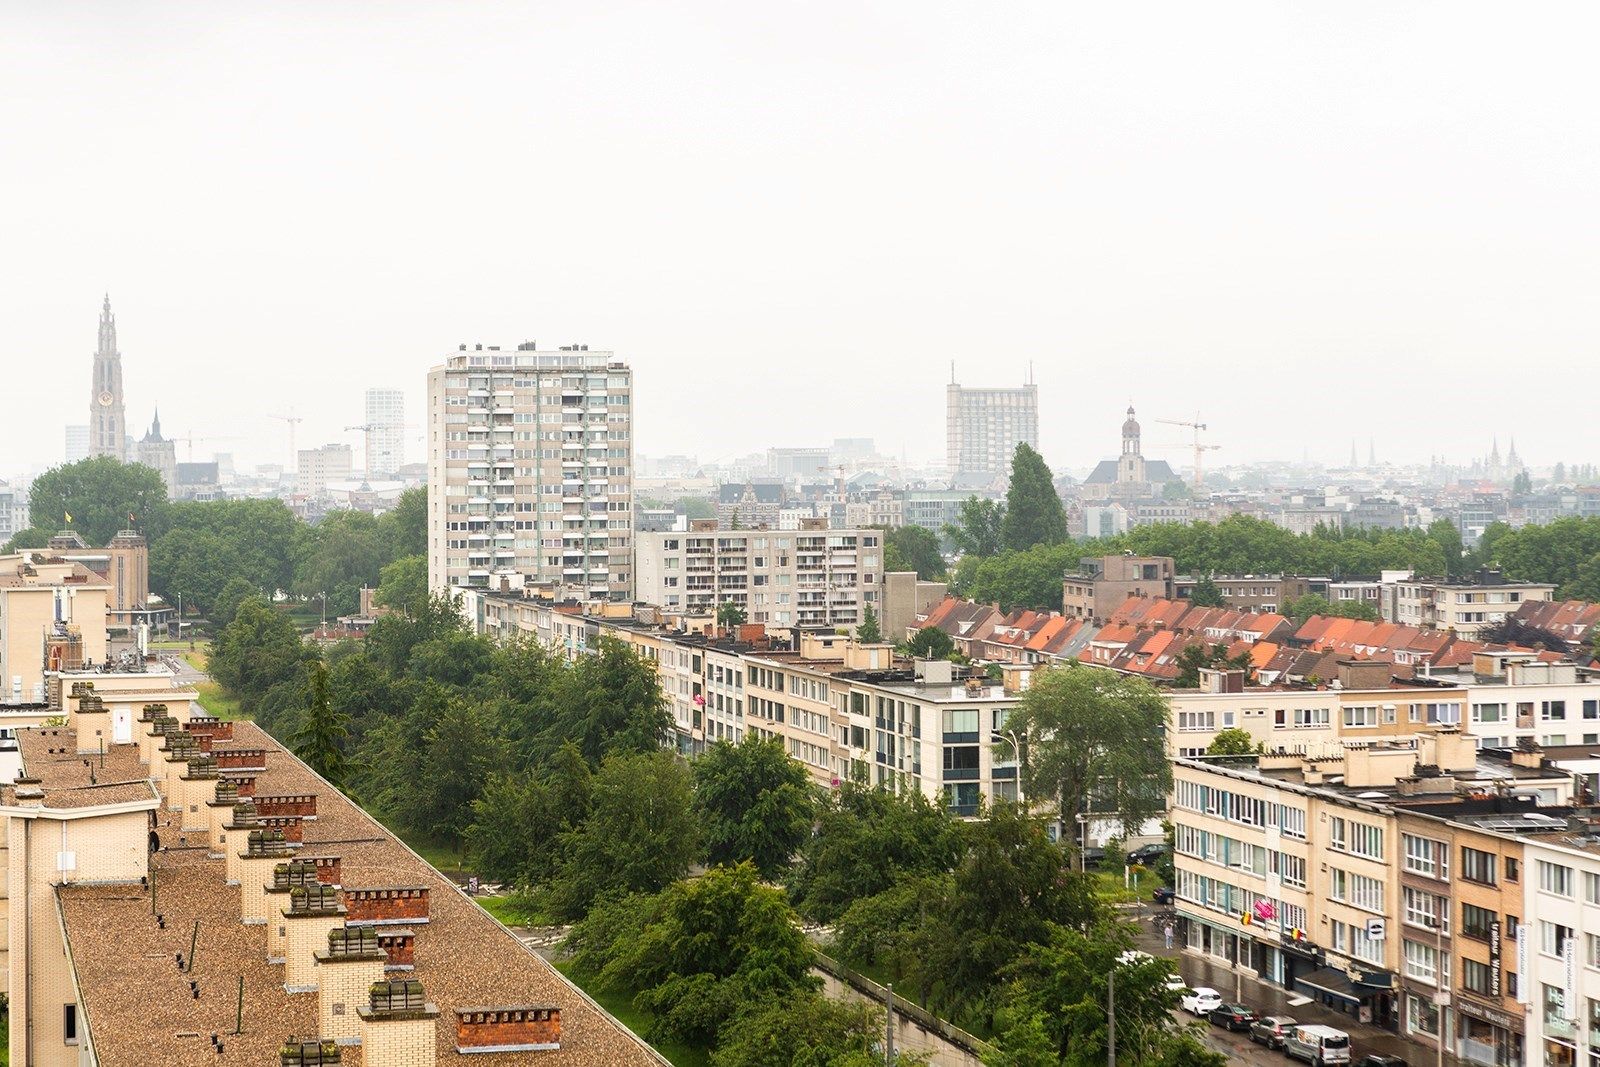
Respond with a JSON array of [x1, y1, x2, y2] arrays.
[[374, 554, 428, 615], [717, 601, 747, 627], [905, 626, 955, 661], [999, 444, 1068, 552], [1006, 667, 1172, 863], [1187, 576, 1225, 607], [23, 456, 170, 546], [884, 525, 946, 580], [291, 660, 351, 788], [209, 576, 259, 629], [208, 596, 314, 715], [856, 604, 882, 643], [1206, 727, 1256, 756], [693, 735, 815, 878], [944, 497, 1005, 559], [711, 992, 913, 1067]]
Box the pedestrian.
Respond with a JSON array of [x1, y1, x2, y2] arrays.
[[1164, 922, 1174, 950]]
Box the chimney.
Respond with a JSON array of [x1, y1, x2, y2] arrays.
[[315, 926, 388, 1044], [342, 886, 430, 927], [267, 860, 323, 963], [207, 778, 241, 858], [455, 1006, 561, 1054], [239, 829, 292, 924], [279, 1039, 342, 1066], [358, 979, 439, 1067], [306, 855, 343, 887], [176, 754, 218, 832], [255, 793, 319, 819], [223, 801, 261, 885], [375, 928, 416, 970], [284, 884, 348, 993]]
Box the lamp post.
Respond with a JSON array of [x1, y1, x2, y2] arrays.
[[990, 728, 1026, 806], [1428, 915, 1447, 1067]]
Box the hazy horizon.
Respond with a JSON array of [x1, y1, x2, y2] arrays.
[[5, 3, 1598, 482]]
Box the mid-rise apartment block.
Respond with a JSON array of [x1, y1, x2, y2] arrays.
[[634, 520, 882, 629], [295, 442, 354, 499], [0, 550, 109, 704], [1061, 554, 1176, 620], [427, 344, 633, 600], [1391, 569, 1556, 639], [946, 377, 1039, 487]]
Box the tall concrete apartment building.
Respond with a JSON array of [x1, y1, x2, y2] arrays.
[[88, 295, 127, 461], [427, 343, 633, 600], [295, 442, 354, 499], [363, 386, 406, 477], [945, 373, 1039, 487], [634, 520, 883, 628]]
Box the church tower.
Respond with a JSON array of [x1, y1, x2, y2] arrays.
[[1118, 406, 1146, 484], [89, 295, 127, 461]]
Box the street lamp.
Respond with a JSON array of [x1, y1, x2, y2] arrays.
[[990, 728, 1026, 806], [1427, 915, 1447, 1067]]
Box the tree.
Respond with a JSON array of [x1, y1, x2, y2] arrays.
[[884, 525, 946, 581], [1513, 470, 1532, 495], [544, 750, 699, 919], [150, 498, 300, 612], [712, 992, 916, 1067], [1206, 727, 1256, 756], [905, 626, 955, 661], [374, 554, 428, 615], [208, 596, 313, 714], [693, 735, 815, 878], [856, 605, 882, 643], [379, 487, 428, 558], [291, 508, 389, 616], [717, 600, 747, 628], [524, 637, 674, 769], [944, 497, 1005, 559], [209, 576, 258, 629], [1187, 576, 1225, 607], [1428, 517, 1465, 577], [291, 660, 350, 788], [569, 863, 816, 1047], [999, 444, 1068, 552], [23, 457, 170, 546], [1172, 642, 1253, 688], [1006, 667, 1172, 866], [418, 696, 505, 849]]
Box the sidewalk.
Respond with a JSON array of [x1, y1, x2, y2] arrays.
[[1128, 910, 1465, 1066]]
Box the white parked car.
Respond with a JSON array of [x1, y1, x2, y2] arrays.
[[1162, 974, 1188, 994], [1179, 987, 1222, 1016]]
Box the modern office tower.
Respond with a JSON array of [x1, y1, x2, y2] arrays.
[[64, 425, 90, 463], [945, 370, 1039, 486], [363, 387, 406, 477], [88, 295, 128, 460], [427, 342, 633, 600]]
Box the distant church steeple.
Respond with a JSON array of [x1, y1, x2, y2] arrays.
[[89, 294, 127, 461]]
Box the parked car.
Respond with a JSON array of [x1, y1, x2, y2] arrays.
[[1129, 843, 1168, 866], [1249, 1015, 1298, 1049], [1179, 987, 1222, 1017], [1162, 975, 1188, 994], [1081, 846, 1106, 868], [1284, 1023, 1352, 1065], [1117, 950, 1155, 967], [1208, 1003, 1257, 1031], [1152, 886, 1176, 904], [1354, 1058, 1407, 1067]]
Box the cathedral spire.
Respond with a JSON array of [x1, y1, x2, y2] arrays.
[[89, 294, 127, 461]]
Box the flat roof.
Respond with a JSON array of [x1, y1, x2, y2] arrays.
[[5, 726, 159, 808], [54, 720, 664, 1066]]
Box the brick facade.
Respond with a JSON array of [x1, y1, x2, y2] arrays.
[[343, 886, 429, 925], [255, 793, 318, 818], [454, 1006, 561, 1052]]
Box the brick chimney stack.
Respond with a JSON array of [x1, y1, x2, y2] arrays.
[[267, 860, 323, 963], [239, 829, 293, 924], [455, 1006, 561, 1053], [283, 884, 347, 993], [359, 979, 439, 1066], [223, 801, 261, 885], [315, 926, 388, 1044]]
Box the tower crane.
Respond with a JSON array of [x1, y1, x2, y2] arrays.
[[267, 411, 304, 472], [1156, 414, 1221, 489], [345, 422, 420, 478], [177, 432, 243, 461]]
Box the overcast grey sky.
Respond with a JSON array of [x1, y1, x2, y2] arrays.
[[3, 2, 1597, 480]]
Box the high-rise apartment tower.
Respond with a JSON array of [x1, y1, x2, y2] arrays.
[[363, 387, 406, 477], [427, 343, 633, 600]]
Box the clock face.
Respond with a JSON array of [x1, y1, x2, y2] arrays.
[[98, 391, 114, 407]]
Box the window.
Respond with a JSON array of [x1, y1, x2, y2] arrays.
[[1541, 921, 1576, 957], [1404, 939, 1448, 985], [1542, 700, 1567, 721], [1407, 993, 1440, 1036], [1462, 958, 1496, 996], [1404, 887, 1447, 933], [1586, 871, 1600, 905], [1539, 860, 1574, 898], [1329, 817, 1346, 852], [1403, 834, 1449, 879], [1344, 705, 1380, 728], [1461, 846, 1497, 885], [1460, 902, 1496, 941], [1472, 702, 1506, 724], [1330, 869, 1383, 912], [1292, 707, 1330, 728], [64, 1004, 78, 1045]]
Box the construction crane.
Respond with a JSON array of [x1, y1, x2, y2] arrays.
[[1156, 414, 1221, 489], [345, 421, 419, 478], [267, 411, 304, 472], [177, 432, 243, 461]]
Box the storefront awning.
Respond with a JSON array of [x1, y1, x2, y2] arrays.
[[1296, 966, 1363, 1005]]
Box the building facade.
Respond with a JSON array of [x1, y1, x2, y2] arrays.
[[1391, 570, 1556, 639], [634, 520, 882, 629], [1061, 554, 1176, 620], [130, 409, 178, 497], [427, 343, 633, 600], [945, 377, 1039, 488], [295, 442, 354, 500], [363, 387, 406, 477]]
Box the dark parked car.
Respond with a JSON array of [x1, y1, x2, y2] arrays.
[[1208, 1004, 1257, 1031], [1354, 1057, 1407, 1067], [1129, 843, 1168, 866], [1081, 847, 1106, 868], [1249, 1015, 1298, 1049], [1152, 885, 1176, 904]]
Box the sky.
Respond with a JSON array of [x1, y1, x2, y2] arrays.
[[3, 2, 1598, 482]]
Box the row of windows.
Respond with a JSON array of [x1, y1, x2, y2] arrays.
[[1173, 780, 1307, 838]]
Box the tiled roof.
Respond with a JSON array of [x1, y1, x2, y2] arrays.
[[53, 719, 666, 1067]]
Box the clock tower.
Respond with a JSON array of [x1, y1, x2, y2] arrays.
[[89, 294, 127, 461]]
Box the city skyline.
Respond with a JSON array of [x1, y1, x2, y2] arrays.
[[6, 4, 1600, 478]]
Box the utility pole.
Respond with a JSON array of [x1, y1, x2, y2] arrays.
[[1107, 969, 1116, 1067], [885, 981, 895, 1064]]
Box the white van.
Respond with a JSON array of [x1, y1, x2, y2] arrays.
[[1284, 1024, 1351, 1065]]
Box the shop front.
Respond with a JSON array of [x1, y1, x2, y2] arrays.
[[1453, 993, 1525, 1067]]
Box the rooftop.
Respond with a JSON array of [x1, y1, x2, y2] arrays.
[[39, 718, 663, 1066]]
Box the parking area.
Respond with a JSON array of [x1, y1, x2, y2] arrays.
[[1128, 909, 1461, 1067]]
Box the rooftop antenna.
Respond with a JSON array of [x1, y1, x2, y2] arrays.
[[949, 360, 956, 385]]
